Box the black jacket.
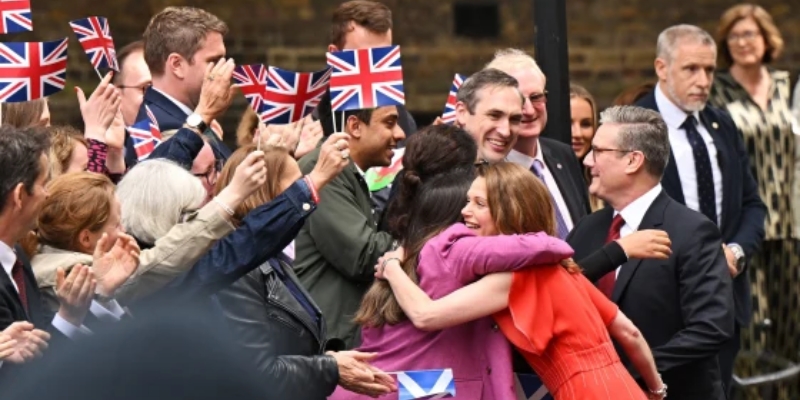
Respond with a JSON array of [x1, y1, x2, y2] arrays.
[[216, 257, 340, 400]]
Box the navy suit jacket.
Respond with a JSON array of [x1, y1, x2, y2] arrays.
[[540, 137, 592, 224], [125, 87, 231, 168], [637, 91, 766, 325]]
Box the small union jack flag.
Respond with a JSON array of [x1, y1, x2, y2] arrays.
[[326, 45, 404, 111], [0, 0, 31, 33], [261, 66, 331, 124], [127, 118, 162, 161], [232, 64, 268, 120], [441, 73, 465, 125], [0, 38, 68, 103], [70, 16, 118, 72]]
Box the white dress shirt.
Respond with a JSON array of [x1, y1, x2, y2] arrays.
[[614, 184, 664, 277], [655, 84, 723, 224], [507, 146, 575, 231]]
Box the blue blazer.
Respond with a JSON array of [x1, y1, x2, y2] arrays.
[[637, 91, 766, 325], [125, 87, 231, 168]]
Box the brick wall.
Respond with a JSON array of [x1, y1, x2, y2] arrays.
[[15, 0, 800, 134]]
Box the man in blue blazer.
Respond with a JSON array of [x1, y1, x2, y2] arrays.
[[125, 6, 233, 168], [636, 24, 766, 396]]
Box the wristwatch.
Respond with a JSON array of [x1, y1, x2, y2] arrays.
[[729, 243, 746, 273], [185, 113, 208, 133]]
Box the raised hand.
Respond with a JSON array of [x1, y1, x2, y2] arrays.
[[77, 72, 121, 142], [195, 58, 236, 126], [307, 132, 351, 191], [93, 233, 141, 298], [55, 265, 96, 327], [295, 115, 324, 159]]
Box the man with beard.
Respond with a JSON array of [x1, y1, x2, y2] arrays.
[[635, 24, 765, 396]]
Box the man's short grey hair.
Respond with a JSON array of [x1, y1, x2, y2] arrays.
[[456, 68, 521, 113], [656, 24, 716, 62], [484, 48, 546, 82], [599, 106, 671, 178], [117, 159, 206, 245]]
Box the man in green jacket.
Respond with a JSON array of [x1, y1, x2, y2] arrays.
[[295, 106, 404, 348]]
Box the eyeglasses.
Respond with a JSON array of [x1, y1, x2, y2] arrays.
[[193, 159, 223, 186], [590, 146, 633, 162], [118, 84, 150, 95], [526, 91, 548, 105], [727, 30, 761, 43]]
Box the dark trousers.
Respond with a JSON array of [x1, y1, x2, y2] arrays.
[[719, 323, 741, 398]]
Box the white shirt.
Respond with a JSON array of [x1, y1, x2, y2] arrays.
[[152, 87, 193, 116], [0, 241, 19, 293], [507, 146, 575, 231], [614, 184, 664, 277], [655, 84, 723, 224]]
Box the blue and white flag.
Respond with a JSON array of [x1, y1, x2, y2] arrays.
[[514, 373, 552, 400], [396, 368, 456, 400]]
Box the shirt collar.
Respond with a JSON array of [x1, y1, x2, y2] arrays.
[[655, 83, 701, 130], [0, 240, 17, 278], [151, 87, 193, 116], [505, 140, 543, 169], [353, 162, 366, 178], [616, 184, 663, 231]]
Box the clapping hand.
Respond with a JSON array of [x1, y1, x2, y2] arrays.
[[0, 321, 50, 364], [55, 265, 96, 327], [93, 233, 141, 298]]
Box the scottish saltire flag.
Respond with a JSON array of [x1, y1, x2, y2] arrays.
[[326, 45, 404, 111], [232, 64, 268, 120], [0, 38, 68, 102], [365, 147, 404, 192], [127, 118, 162, 161], [396, 369, 455, 400], [0, 0, 32, 33], [70, 16, 118, 72], [261, 66, 330, 124], [441, 73, 465, 125], [514, 373, 552, 400]]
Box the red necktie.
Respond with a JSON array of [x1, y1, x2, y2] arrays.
[[597, 214, 625, 299], [11, 259, 29, 314]]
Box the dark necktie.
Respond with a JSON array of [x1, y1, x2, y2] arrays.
[[530, 160, 570, 239], [11, 259, 29, 314], [597, 214, 625, 299], [681, 115, 717, 224]]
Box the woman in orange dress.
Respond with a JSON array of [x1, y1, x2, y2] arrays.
[[376, 163, 667, 400]]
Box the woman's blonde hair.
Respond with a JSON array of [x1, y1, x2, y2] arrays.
[[716, 3, 784, 66], [2, 99, 46, 128], [213, 143, 293, 223], [47, 125, 88, 178]]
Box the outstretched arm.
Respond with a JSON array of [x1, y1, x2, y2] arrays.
[[378, 258, 511, 331]]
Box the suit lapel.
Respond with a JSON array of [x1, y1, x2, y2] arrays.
[[541, 143, 578, 222], [636, 93, 686, 204], [612, 191, 670, 302], [699, 109, 729, 231], [143, 87, 190, 128]]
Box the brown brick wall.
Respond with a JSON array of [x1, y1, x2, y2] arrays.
[[15, 0, 800, 134]]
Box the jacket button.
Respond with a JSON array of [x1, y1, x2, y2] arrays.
[[302, 203, 311, 211]]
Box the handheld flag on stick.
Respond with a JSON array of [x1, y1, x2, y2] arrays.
[[70, 16, 118, 74], [0, 38, 68, 102], [261, 66, 330, 124], [441, 73, 465, 125], [326, 45, 404, 112], [232, 64, 268, 120], [392, 369, 456, 400], [127, 118, 162, 161]]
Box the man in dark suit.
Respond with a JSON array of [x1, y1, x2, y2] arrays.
[[485, 48, 590, 239], [0, 126, 101, 381], [568, 105, 734, 400], [295, 106, 404, 348], [636, 25, 766, 395], [126, 6, 233, 167]]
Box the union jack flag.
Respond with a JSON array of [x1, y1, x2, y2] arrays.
[[326, 45, 404, 111], [0, 38, 68, 103], [70, 16, 118, 72], [144, 104, 159, 130], [127, 118, 162, 161], [232, 64, 268, 120], [261, 66, 331, 124], [0, 0, 31, 33], [441, 73, 465, 125]]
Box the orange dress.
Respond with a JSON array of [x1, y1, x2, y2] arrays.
[[494, 265, 647, 400]]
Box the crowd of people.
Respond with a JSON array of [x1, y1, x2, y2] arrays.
[[0, 1, 798, 400]]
